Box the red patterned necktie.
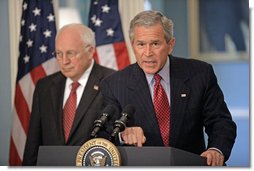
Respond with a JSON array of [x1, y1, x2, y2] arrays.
[[153, 74, 170, 146], [63, 82, 80, 142]]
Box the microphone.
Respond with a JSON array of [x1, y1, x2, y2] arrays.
[[90, 105, 116, 138], [110, 104, 135, 141]]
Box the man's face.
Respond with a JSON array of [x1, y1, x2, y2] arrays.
[[55, 28, 94, 81], [132, 24, 175, 74]]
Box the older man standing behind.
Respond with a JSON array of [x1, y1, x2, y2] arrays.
[[22, 23, 114, 165]]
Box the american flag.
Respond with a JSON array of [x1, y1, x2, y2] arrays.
[[9, 0, 59, 165], [89, 0, 130, 70]]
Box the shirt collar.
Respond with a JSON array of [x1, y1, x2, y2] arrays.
[[145, 56, 170, 84]]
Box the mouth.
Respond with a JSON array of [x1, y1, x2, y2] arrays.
[[62, 67, 74, 72], [143, 60, 156, 66]]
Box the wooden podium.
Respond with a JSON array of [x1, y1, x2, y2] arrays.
[[37, 146, 207, 166]]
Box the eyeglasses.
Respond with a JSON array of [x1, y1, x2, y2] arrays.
[[52, 45, 91, 60], [52, 50, 80, 60]]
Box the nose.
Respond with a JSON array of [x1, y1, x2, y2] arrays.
[[61, 55, 71, 64], [144, 45, 152, 56]]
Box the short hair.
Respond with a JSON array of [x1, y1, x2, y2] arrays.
[[129, 10, 174, 43], [56, 23, 96, 49]]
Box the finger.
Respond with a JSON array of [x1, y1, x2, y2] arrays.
[[216, 154, 224, 166], [143, 136, 146, 143], [136, 134, 143, 147], [121, 128, 131, 144], [212, 153, 221, 166], [212, 156, 217, 166], [201, 152, 212, 166], [133, 128, 143, 147], [213, 152, 223, 166], [131, 128, 138, 146], [216, 154, 220, 166], [208, 152, 216, 166], [127, 129, 134, 145], [219, 155, 224, 166]]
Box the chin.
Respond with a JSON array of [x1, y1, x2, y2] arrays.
[[143, 69, 157, 75], [63, 72, 74, 79]]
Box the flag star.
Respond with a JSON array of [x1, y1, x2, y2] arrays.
[[29, 23, 37, 32], [26, 39, 33, 47], [102, 4, 110, 13], [47, 13, 55, 22], [91, 15, 96, 23], [23, 55, 30, 63], [43, 29, 52, 38], [23, 2, 28, 11], [106, 28, 114, 37], [21, 19, 25, 26], [94, 18, 103, 27], [33, 7, 41, 16], [93, 0, 98, 5], [39, 45, 47, 53]]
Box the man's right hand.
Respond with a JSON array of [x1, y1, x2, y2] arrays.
[[120, 127, 146, 147]]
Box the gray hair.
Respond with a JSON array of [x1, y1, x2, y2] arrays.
[[129, 10, 174, 43], [56, 23, 96, 49]]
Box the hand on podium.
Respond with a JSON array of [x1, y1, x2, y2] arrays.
[[120, 127, 146, 147], [201, 149, 225, 166]]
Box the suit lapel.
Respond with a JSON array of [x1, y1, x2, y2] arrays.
[[128, 64, 162, 136], [68, 64, 102, 140], [128, 58, 192, 146], [49, 72, 66, 144], [169, 57, 190, 146]]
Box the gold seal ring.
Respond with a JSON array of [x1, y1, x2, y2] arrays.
[[76, 138, 121, 166]]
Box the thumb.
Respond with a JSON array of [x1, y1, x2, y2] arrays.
[[201, 152, 212, 166]]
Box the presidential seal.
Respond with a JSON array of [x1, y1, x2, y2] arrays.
[[76, 138, 121, 166]]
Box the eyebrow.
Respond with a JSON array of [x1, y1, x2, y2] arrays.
[[135, 40, 161, 43]]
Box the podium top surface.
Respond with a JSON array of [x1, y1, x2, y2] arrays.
[[37, 146, 207, 166]]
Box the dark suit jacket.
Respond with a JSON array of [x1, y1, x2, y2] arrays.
[[22, 63, 114, 165], [100, 56, 236, 162]]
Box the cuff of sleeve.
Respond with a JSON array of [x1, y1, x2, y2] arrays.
[[208, 147, 224, 155], [118, 132, 125, 144]]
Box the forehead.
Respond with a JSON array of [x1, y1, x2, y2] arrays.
[[133, 24, 164, 41], [56, 29, 83, 48], [57, 29, 80, 41]]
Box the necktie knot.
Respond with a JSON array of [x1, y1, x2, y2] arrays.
[[71, 82, 80, 92], [154, 74, 162, 83]]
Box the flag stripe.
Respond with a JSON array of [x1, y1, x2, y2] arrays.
[[30, 65, 47, 84], [19, 74, 35, 112], [113, 42, 130, 70], [96, 44, 118, 70], [14, 84, 31, 134], [42, 58, 59, 75], [11, 108, 27, 160], [93, 50, 100, 64], [9, 139, 21, 165]]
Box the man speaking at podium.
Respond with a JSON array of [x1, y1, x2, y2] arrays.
[[100, 10, 237, 166]]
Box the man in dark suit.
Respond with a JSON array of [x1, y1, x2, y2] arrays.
[[22, 23, 114, 165], [100, 10, 236, 166]]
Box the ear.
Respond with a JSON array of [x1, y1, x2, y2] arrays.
[[168, 38, 176, 54], [88, 46, 95, 55], [89, 45, 95, 52]]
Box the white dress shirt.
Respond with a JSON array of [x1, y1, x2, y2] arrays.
[[63, 60, 94, 108]]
